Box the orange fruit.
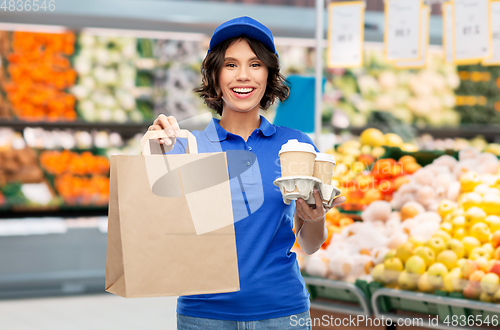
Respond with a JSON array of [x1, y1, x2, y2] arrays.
[[399, 155, 417, 166], [339, 217, 354, 227], [404, 162, 422, 174], [363, 189, 383, 204], [394, 175, 410, 191], [401, 205, 420, 221], [325, 208, 340, 225]]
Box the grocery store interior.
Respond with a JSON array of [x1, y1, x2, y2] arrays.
[[1, 0, 500, 329]]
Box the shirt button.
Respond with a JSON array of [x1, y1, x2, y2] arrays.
[[246, 161, 251, 166], [248, 146, 252, 151]]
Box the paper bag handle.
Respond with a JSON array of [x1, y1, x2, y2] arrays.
[[141, 129, 198, 155]]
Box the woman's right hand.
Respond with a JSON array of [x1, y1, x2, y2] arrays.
[[148, 114, 181, 146]]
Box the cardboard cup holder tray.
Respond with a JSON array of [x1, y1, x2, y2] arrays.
[[273, 176, 341, 207]]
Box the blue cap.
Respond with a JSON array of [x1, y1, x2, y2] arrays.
[[208, 16, 278, 57]]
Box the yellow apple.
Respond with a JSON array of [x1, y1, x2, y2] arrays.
[[464, 207, 487, 227], [427, 263, 449, 288], [440, 222, 453, 234], [405, 255, 426, 274], [425, 237, 446, 255], [461, 236, 481, 257], [437, 199, 457, 219], [417, 272, 434, 293], [470, 222, 491, 244], [384, 257, 404, 283], [494, 288, 500, 303], [384, 249, 396, 261], [396, 242, 414, 263], [479, 292, 494, 303], [408, 236, 426, 247], [480, 273, 500, 294], [457, 258, 467, 268], [475, 256, 490, 272], [453, 228, 467, 240], [460, 193, 483, 211], [461, 259, 480, 279], [432, 230, 452, 243], [469, 247, 491, 260], [447, 239, 465, 259], [452, 216, 466, 229], [482, 243, 494, 258], [437, 250, 458, 271], [398, 270, 419, 291], [490, 230, 500, 249], [372, 264, 385, 283], [487, 216, 500, 233], [482, 193, 500, 215], [414, 246, 436, 268], [460, 172, 481, 192]]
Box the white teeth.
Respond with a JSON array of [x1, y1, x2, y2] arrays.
[[232, 88, 254, 93]]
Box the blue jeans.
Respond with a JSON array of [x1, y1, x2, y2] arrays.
[[177, 310, 312, 329]]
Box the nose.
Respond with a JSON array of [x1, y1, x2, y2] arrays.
[[236, 66, 250, 81]]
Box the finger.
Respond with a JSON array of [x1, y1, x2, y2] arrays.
[[296, 208, 308, 221], [331, 196, 347, 207], [157, 114, 181, 137], [313, 188, 323, 211]]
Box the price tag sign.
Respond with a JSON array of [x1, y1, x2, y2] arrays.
[[443, 2, 454, 63], [394, 6, 430, 69], [385, 0, 423, 62], [327, 1, 365, 68], [453, 0, 492, 64], [483, 0, 500, 65]]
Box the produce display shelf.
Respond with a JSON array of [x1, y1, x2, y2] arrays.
[[303, 276, 372, 316], [332, 125, 500, 143], [0, 226, 107, 299], [371, 286, 500, 330]]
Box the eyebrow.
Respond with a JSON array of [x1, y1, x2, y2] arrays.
[[224, 56, 260, 61]]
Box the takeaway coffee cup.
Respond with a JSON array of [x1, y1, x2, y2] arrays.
[[313, 153, 336, 185], [278, 139, 317, 178]]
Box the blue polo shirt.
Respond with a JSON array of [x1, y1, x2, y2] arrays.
[[168, 115, 318, 321]]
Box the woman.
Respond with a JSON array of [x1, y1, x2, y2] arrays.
[[148, 16, 346, 330]]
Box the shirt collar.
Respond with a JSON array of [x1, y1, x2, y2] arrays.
[[204, 115, 276, 142]]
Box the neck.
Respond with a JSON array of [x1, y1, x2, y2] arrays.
[[219, 109, 261, 141]]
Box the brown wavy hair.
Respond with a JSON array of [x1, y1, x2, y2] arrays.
[[194, 36, 290, 116]]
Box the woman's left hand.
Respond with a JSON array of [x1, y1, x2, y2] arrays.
[[295, 189, 347, 222]]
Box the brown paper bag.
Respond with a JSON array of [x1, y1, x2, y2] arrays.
[[105, 129, 240, 298]]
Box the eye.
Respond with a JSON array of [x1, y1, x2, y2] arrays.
[[225, 63, 236, 68], [251, 63, 261, 68]]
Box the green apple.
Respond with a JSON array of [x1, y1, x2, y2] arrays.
[[437, 250, 458, 271], [414, 246, 436, 268], [417, 272, 434, 293], [425, 237, 446, 255], [398, 270, 419, 291], [470, 222, 491, 244], [396, 242, 414, 263], [427, 262, 449, 288], [405, 255, 426, 274], [461, 236, 481, 257], [447, 239, 465, 259]]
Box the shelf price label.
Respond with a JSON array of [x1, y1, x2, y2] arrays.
[[384, 0, 423, 62], [394, 6, 430, 69], [327, 1, 365, 68], [482, 0, 500, 65], [443, 2, 454, 63], [452, 0, 492, 64]]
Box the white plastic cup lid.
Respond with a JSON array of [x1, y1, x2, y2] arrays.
[[315, 152, 336, 164], [278, 139, 317, 156]]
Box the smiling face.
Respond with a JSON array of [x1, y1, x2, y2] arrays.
[[218, 38, 268, 114]]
